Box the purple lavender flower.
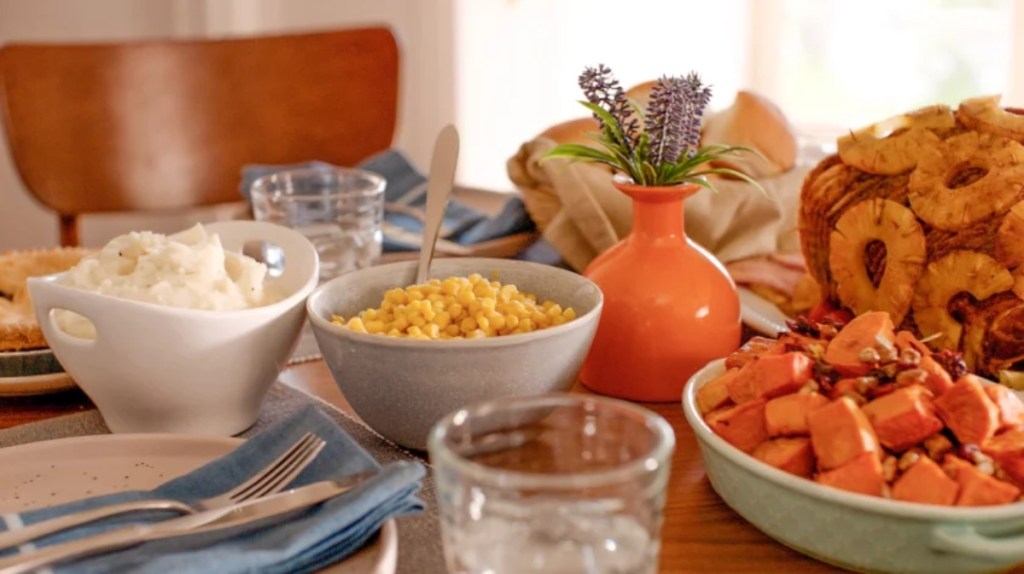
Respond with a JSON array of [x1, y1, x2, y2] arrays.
[[578, 65, 639, 149], [645, 76, 685, 165], [645, 73, 712, 163], [678, 72, 712, 159]]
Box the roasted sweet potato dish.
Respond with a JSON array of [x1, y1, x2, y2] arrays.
[[700, 311, 1024, 506]]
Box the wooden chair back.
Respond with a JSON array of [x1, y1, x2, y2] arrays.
[[0, 27, 399, 246]]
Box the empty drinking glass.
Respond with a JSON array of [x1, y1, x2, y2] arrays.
[[429, 393, 674, 574], [249, 167, 385, 281]]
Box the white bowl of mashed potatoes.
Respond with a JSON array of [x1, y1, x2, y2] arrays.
[[27, 221, 319, 435], [306, 257, 603, 450]]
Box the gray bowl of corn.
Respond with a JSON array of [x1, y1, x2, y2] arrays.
[[306, 257, 603, 450]]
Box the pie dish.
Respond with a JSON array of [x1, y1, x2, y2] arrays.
[[0, 247, 91, 352]]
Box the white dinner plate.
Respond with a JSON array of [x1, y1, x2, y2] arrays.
[[737, 286, 791, 336], [0, 435, 396, 574], [0, 371, 76, 397]]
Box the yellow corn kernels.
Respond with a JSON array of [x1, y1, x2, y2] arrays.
[[330, 274, 577, 339]]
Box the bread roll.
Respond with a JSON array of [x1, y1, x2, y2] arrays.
[[626, 80, 657, 109], [540, 117, 600, 147], [702, 90, 798, 178]]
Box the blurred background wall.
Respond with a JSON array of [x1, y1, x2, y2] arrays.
[[2, 0, 1022, 249], [0, 0, 455, 248]]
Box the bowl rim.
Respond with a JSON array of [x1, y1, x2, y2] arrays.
[[0, 347, 55, 358], [682, 358, 1024, 521], [306, 257, 604, 349]]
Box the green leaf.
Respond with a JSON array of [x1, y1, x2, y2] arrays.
[[578, 101, 632, 152], [686, 177, 720, 193], [641, 161, 658, 185], [659, 161, 696, 183], [669, 152, 708, 173], [688, 167, 767, 195], [544, 143, 619, 164], [636, 133, 650, 165], [606, 144, 641, 181], [582, 131, 619, 151], [627, 98, 646, 122], [697, 143, 760, 155], [691, 144, 767, 166]]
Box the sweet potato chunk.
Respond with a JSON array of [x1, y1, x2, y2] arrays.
[[815, 452, 885, 497], [891, 456, 959, 506], [697, 370, 738, 415], [753, 437, 816, 478], [725, 336, 784, 370], [807, 396, 880, 470], [726, 363, 758, 405], [765, 392, 829, 437], [706, 399, 768, 454], [894, 331, 953, 397], [944, 455, 1020, 506], [828, 378, 861, 401], [982, 429, 1024, 488], [984, 386, 1024, 431], [726, 352, 814, 405], [824, 311, 895, 377], [934, 375, 1001, 445], [751, 352, 815, 400], [861, 385, 943, 452]]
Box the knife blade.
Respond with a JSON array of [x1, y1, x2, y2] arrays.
[[0, 471, 376, 574]]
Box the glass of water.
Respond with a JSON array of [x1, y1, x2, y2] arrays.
[[429, 393, 674, 574], [249, 167, 385, 281]]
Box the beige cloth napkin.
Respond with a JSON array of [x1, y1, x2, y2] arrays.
[[507, 137, 808, 272]]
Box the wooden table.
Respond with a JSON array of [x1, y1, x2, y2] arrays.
[[1, 359, 844, 573]]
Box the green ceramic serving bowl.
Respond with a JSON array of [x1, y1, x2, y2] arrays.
[[683, 359, 1024, 574]]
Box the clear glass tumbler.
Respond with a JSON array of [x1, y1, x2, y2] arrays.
[[249, 167, 385, 281], [429, 393, 675, 574]]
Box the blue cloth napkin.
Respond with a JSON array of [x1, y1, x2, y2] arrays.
[[0, 406, 425, 573], [239, 150, 536, 252]]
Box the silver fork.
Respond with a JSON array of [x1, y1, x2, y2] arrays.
[[0, 432, 326, 551]]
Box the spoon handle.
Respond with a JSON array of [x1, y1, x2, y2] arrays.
[[416, 124, 460, 285]]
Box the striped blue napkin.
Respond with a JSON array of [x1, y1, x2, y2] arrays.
[[0, 406, 424, 573]]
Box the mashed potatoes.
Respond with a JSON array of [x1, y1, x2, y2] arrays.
[[58, 224, 279, 338]]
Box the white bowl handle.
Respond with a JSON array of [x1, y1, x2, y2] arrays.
[[931, 523, 1024, 562], [27, 277, 110, 347]]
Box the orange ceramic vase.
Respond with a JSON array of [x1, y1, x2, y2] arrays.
[[580, 179, 742, 402]]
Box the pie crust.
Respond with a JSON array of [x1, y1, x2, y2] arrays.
[[0, 248, 91, 351]]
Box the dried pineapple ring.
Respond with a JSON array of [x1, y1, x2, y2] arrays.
[[837, 105, 954, 175], [829, 198, 926, 326], [908, 132, 1024, 231], [995, 200, 1024, 298], [800, 160, 853, 301], [913, 251, 1014, 358], [958, 95, 1024, 143]]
